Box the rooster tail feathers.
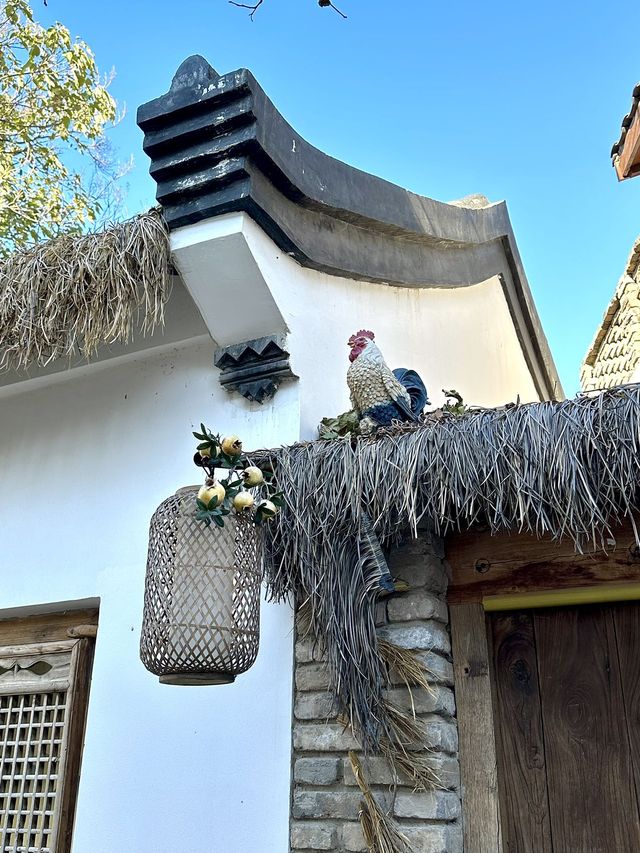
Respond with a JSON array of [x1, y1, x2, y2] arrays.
[[392, 368, 429, 416]]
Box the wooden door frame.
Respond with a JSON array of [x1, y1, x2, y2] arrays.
[[446, 519, 640, 852], [450, 602, 503, 853]]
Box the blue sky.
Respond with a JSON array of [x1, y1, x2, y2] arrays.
[[41, 0, 639, 396]]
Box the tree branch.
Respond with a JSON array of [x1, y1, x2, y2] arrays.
[[228, 0, 264, 19], [229, 0, 347, 18], [318, 0, 347, 17]]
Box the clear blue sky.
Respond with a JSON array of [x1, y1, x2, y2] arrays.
[[41, 0, 639, 396]]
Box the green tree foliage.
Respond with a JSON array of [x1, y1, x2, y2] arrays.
[[0, 0, 118, 254]]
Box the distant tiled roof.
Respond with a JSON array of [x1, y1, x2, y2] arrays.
[[611, 83, 640, 179], [581, 238, 640, 390]]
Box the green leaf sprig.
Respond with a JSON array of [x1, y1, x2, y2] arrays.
[[192, 424, 284, 528]]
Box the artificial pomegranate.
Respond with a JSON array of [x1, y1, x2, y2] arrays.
[[198, 482, 226, 507], [259, 499, 278, 518], [243, 466, 264, 487], [233, 491, 255, 511], [221, 435, 242, 456]]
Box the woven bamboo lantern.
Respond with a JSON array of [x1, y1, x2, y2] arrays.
[[140, 487, 263, 685]]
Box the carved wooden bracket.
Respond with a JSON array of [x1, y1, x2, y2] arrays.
[[67, 625, 98, 639], [214, 334, 297, 404]]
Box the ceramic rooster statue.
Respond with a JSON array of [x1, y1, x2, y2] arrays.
[[347, 330, 429, 434]]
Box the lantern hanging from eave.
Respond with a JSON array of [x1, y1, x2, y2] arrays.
[[140, 487, 262, 685]]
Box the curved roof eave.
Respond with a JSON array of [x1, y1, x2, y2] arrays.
[[137, 55, 563, 401]]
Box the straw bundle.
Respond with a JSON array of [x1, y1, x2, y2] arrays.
[[0, 209, 171, 371], [349, 752, 409, 853]]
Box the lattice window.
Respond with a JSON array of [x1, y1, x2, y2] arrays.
[[0, 633, 94, 853], [0, 691, 66, 852]]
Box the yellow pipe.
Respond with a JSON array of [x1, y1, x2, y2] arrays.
[[482, 583, 640, 612]]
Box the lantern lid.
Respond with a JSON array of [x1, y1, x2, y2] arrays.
[[159, 672, 235, 686]]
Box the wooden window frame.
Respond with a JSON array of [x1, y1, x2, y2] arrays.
[[0, 605, 98, 853]]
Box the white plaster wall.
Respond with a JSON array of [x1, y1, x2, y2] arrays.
[[241, 218, 540, 438], [171, 214, 542, 442], [0, 337, 296, 853]]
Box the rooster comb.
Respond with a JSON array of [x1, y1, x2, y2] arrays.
[[348, 329, 375, 346]]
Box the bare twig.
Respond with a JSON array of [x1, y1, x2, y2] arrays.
[[228, 0, 264, 18], [318, 0, 348, 17], [229, 0, 347, 18]]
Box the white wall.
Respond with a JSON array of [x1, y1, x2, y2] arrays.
[[242, 217, 541, 437], [170, 214, 542, 443], [0, 337, 296, 853]]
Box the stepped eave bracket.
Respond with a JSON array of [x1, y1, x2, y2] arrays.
[[214, 335, 297, 404]]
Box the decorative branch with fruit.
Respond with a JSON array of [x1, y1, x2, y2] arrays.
[[192, 424, 284, 528]]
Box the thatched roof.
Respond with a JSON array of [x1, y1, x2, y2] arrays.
[[266, 385, 640, 577], [581, 236, 640, 391], [0, 209, 171, 371], [258, 385, 640, 803]]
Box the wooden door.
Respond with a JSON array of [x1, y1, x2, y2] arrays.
[[490, 603, 640, 853]]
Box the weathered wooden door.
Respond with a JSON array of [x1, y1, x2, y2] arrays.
[[490, 603, 640, 853]]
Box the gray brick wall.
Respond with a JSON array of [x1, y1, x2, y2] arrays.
[[290, 531, 462, 853]]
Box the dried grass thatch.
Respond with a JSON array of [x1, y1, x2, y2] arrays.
[[349, 752, 409, 853], [378, 640, 435, 698], [378, 736, 443, 793], [258, 385, 640, 766], [0, 209, 171, 371]]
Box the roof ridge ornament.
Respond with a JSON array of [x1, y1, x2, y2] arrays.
[[169, 55, 219, 92]]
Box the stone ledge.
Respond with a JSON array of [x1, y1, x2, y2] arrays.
[[290, 820, 337, 851], [294, 691, 337, 721], [296, 636, 327, 664], [296, 662, 331, 692], [294, 723, 360, 753], [387, 590, 449, 624], [340, 821, 368, 852], [378, 622, 451, 656], [292, 790, 370, 821], [342, 753, 460, 791], [388, 651, 454, 688], [343, 756, 396, 787], [423, 718, 459, 755], [427, 754, 461, 791], [399, 822, 463, 853], [295, 758, 341, 786], [394, 790, 461, 821], [213, 334, 296, 404], [385, 684, 455, 718]]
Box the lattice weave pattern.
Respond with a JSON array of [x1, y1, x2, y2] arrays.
[[0, 691, 66, 853], [141, 490, 262, 679]]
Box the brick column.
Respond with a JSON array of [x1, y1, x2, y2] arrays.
[[290, 531, 463, 853]]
